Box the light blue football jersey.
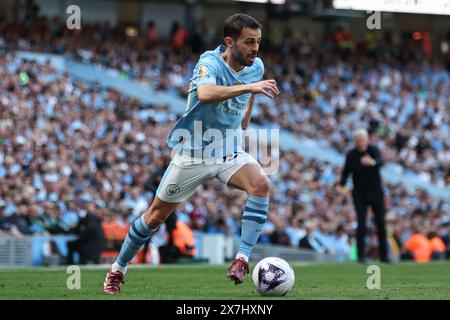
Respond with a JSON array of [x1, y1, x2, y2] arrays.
[[167, 45, 264, 158]]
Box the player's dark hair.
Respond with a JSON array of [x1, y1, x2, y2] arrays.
[[223, 13, 262, 40]]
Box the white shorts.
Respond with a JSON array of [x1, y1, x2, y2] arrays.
[[156, 149, 258, 203]]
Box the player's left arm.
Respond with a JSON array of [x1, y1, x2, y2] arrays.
[[241, 94, 255, 130], [241, 58, 264, 130]]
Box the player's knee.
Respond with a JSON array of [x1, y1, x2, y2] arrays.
[[248, 175, 271, 197]]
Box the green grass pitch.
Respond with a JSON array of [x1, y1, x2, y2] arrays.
[[0, 261, 449, 300]]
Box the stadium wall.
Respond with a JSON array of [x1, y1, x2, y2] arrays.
[[0, 233, 338, 267]]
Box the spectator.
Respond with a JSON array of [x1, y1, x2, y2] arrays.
[[299, 221, 328, 254], [285, 217, 306, 247], [0, 202, 32, 235], [66, 211, 106, 265], [332, 224, 352, 261], [145, 21, 158, 46], [159, 212, 197, 263], [0, 22, 448, 265], [0, 202, 24, 236], [428, 231, 446, 260], [403, 227, 432, 263], [31, 201, 70, 235]]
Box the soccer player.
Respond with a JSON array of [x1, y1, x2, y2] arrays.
[[103, 13, 279, 294]]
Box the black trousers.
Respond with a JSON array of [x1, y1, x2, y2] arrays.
[[352, 189, 388, 261], [67, 239, 100, 265]]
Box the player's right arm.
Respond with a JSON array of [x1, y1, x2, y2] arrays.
[[197, 80, 279, 104], [192, 59, 278, 104]]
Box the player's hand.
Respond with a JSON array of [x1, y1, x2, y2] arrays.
[[361, 155, 376, 166], [337, 185, 349, 196], [248, 79, 280, 98]]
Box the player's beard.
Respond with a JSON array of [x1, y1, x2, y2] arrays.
[[232, 47, 256, 67]]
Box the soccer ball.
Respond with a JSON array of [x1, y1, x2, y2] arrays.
[[252, 257, 295, 296]]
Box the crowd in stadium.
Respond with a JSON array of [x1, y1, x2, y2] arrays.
[[1, 3, 450, 262], [0, 51, 448, 263], [1, 14, 448, 188]]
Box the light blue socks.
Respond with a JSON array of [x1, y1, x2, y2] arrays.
[[238, 195, 269, 260], [115, 215, 157, 268]]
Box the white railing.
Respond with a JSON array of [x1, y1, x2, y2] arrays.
[[0, 236, 33, 267]]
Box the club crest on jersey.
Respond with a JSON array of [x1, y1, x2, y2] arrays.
[[166, 184, 180, 196], [198, 65, 208, 78]]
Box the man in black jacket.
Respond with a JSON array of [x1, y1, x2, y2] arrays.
[[67, 210, 106, 265], [339, 129, 389, 263]]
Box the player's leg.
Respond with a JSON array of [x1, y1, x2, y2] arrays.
[[103, 196, 179, 295], [113, 197, 179, 271], [104, 159, 213, 294], [227, 162, 270, 261], [217, 153, 270, 284]]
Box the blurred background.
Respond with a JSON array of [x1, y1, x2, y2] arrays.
[[0, 0, 449, 267]]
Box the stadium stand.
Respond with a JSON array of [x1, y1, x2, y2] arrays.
[[0, 10, 449, 265], [2, 16, 448, 188]]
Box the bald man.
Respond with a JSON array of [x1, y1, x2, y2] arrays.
[[339, 129, 389, 263]]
